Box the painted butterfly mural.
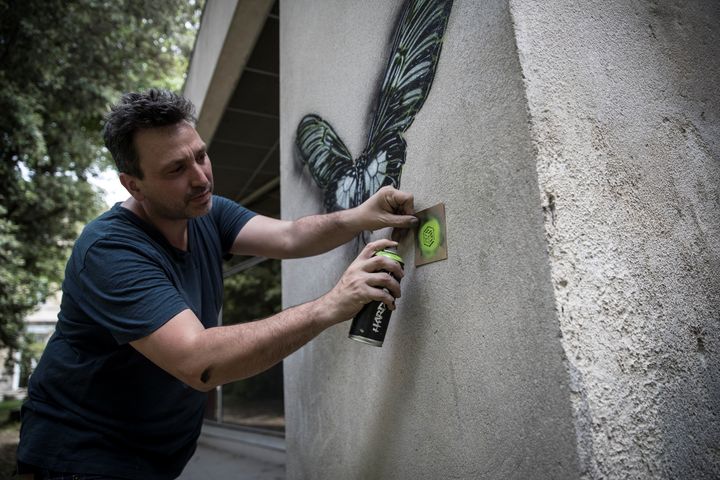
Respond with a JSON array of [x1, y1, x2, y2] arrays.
[[296, 0, 453, 212]]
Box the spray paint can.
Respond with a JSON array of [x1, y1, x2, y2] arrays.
[[348, 248, 404, 347]]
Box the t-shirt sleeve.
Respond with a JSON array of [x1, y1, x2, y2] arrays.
[[211, 195, 257, 255], [77, 241, 189, 345]]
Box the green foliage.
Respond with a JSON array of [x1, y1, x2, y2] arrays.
[[0, 0, 203, 359], [222, 362, 284, 404], [222, 259, 282, 326], [0, 399, 22, 425]]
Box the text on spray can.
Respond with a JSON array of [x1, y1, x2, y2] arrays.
[[348, 248, 404, 347]]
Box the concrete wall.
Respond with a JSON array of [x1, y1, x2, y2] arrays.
[[281, 0, 578, 478], [280, 0, 719, 478], [184, 0, 274, 141], [510, 1, 720, 477]]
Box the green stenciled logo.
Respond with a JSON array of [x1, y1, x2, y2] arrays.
[[419, 217, 441, 258]]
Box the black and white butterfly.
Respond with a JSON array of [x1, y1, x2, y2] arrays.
[[296, 0, 453, 212]]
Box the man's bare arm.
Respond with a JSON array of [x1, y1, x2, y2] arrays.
[[231, 186, 417, 258], [131, 301, 326, 391], [131, 239, 403, 391]]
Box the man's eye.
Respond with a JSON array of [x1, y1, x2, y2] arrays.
[[171, 165, 184, 173]]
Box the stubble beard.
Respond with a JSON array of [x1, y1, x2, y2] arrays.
[[184, 183, 214, 218], [151, 183, 214, 221]]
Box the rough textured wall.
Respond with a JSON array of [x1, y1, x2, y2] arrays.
[[280, 0, 578, 478], [510, 0, 720, 478]]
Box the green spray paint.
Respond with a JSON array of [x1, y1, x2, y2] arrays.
[[419, 216, 442, 258]]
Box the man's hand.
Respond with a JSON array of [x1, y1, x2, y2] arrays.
[[318, 238, 404, 324], [353, 186, 418, 232]]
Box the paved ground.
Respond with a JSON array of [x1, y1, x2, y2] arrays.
[[178, 425, 285, 480], [0, 420, 284, 480], [0, 423, 20, 480]]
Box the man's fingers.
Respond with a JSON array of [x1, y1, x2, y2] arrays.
[[367, 272, 401, 299], [365, 282, 398, 310], [386, 187, 415, 215], [359, 239, 398, 259], [363, 255, 404, 279], [381, 187, 417, 227]]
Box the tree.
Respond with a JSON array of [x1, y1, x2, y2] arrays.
[[222, 260, 282, 326], [0, 0, 203, 365]]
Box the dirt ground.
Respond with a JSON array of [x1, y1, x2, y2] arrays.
[[0, 423, 20, 480]]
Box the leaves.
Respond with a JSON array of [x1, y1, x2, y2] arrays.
[[222, 260, 282, 326], [0, 0, 203, 360]]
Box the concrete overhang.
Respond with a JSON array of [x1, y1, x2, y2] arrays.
[[184, 0, 280, 217]]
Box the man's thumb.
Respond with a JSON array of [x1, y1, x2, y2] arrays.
[[391, 214, 419, 228]]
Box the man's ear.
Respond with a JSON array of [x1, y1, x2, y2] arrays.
[[119, 173, 145, 201]]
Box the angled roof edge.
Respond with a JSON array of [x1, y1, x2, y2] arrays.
[[183, 0, 275, 142]]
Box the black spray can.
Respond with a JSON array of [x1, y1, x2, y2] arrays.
[[348, 248, 404, 347]]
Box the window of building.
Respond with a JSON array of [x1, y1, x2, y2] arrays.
[[204, 257, 284, 433]]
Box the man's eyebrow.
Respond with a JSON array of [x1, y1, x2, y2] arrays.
[[165, 144, 207, 168], [162, 159, 185, 172]]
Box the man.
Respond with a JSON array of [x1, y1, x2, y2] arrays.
[[17, 89, 417, 479]]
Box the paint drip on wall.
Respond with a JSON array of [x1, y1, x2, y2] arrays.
[[296, 0, 453, 212]]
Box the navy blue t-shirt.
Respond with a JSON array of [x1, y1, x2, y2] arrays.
[[17, 195, 255, 479]]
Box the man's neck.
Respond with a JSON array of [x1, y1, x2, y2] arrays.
[[122, 198, 188, 251]]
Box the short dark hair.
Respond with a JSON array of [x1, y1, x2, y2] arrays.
[[103, 89, 197, 178]]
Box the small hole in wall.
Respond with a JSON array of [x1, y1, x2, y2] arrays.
[[543, 192, 557, 226], [697, 336, 706, 353], [691, 325, 706, 353], [546, 192, 556, 212]]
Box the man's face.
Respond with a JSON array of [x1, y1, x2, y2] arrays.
[[130, 121, 214, 220]]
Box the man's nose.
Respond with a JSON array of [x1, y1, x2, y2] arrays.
[[189, 162, 209, 186]]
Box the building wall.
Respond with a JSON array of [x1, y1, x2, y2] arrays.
[[0, 292, 59, 398], [510, 1, 720, 477], [280, 0, 579, 478], [281, 0, 719, 478]]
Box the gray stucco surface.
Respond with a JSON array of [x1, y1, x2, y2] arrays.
[[280, 0, 719, 478], [510, 1, 720, 477], [280, 0, 579, 478]]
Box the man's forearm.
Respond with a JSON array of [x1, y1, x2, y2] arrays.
[[284, 208, 364, 258], [193, 237, 401, 389], [283, 186, 417, 257], [192, 297, 335, 390], [232, 187, 415, 259]]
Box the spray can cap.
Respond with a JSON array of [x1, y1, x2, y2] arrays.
[[375, 247, 403, 265]]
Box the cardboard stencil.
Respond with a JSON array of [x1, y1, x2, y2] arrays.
[[414, 203, 448, 267]]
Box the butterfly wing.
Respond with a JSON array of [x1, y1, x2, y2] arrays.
[[360, 0, 453, 198], [296, 114, 361, 212]]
